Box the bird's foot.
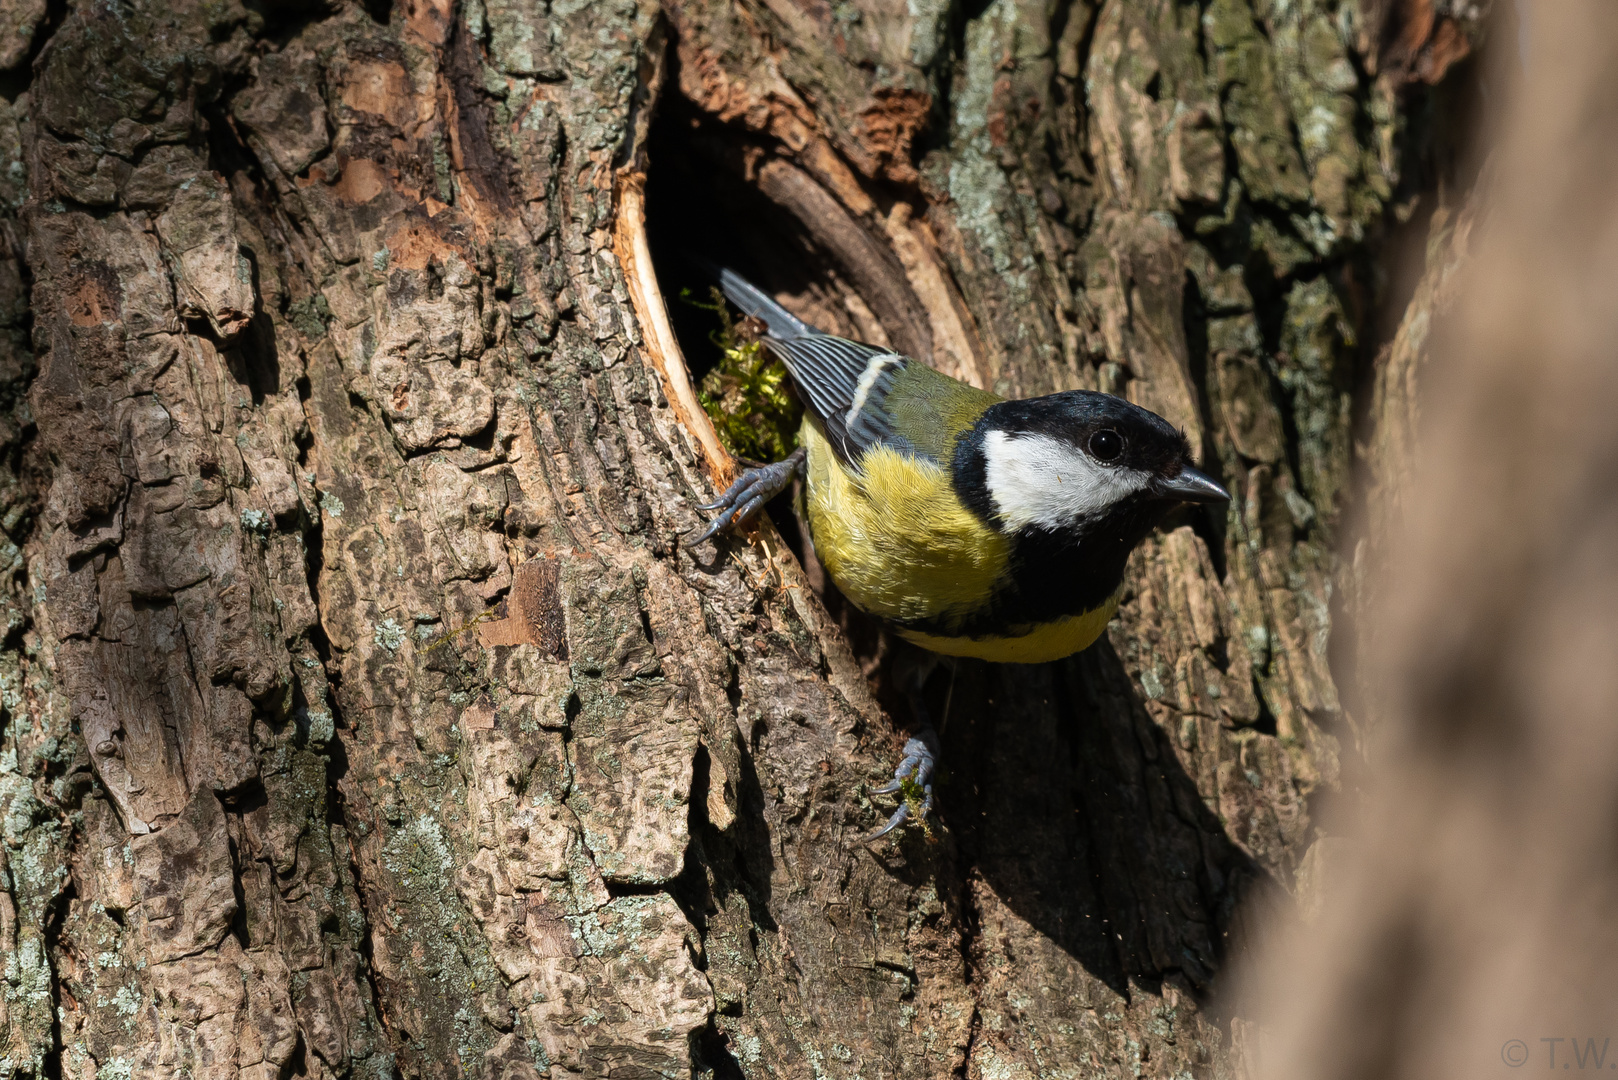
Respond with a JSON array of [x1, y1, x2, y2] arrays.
[[686, 448, 807, 546], [865, 726, 941, 842]]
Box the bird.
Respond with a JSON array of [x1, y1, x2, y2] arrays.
[[691, 269, 1229, 838]]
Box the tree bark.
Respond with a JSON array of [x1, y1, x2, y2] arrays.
[[0, 0, 1482, 1077], [1241, 5, 1618, 1076]]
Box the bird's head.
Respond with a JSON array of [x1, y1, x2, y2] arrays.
[[958, 390, 1229, 535]]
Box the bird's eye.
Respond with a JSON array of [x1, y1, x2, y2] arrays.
[[1089, 429, 1124, 462]]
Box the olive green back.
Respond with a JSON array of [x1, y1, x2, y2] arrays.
[[884, 363, 1001, 463]]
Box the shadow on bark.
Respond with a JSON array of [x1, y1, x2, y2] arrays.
[[645, 95, 1269, 1010], [946, 647, 1263, 1000]]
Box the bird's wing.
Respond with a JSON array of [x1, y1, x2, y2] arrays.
[[719, 268, 818, 338], [715, 269, 983, 467], [764, 334, 910, 467]]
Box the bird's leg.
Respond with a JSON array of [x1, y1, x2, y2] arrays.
[[865, 727, 940, 841], [865, 659, 952, 842], [686, 447, 807, 546]]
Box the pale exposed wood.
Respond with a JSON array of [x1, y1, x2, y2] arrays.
[[615, 174, 733, 485]]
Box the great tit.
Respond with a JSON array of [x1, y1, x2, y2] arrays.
[[692, 269, 1229, 835]]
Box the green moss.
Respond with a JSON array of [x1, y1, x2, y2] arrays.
[[894, 775, 935, 837], [688, 289, 801, 464]]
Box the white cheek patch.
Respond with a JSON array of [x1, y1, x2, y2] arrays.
[[982, 430, 1152, 531]]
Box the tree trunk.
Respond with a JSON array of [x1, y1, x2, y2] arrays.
[[0, 0, 1482, 1077], [1239, 5, 1618, 1076]]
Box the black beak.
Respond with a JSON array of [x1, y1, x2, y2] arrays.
[[1155, 465, 1230, 504]]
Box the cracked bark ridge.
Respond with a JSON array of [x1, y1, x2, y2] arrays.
[[663, 0, 1483, 1074], [0, 0, 1481, 1077]]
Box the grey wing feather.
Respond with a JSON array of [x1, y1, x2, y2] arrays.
[[720, 268, 817, 338], [718, 269, 908, 467], [766, 335, 907, 466]]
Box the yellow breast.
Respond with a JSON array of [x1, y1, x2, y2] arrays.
[[897, 592, 1120, 663], [799, 421, 1118, 663], [801, 420, 1008, 626]]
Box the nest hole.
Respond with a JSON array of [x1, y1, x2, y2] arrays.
[[644, 100, 891, 383], [643, 96, 918, 712]]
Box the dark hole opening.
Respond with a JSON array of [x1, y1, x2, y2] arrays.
[[643, 98, 890, 382], [642, 95, 908, 704]]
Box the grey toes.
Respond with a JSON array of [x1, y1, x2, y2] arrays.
[[686, 448, 806, 546], [865, 728, 940, 842]]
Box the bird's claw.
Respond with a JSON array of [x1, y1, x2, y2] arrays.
[[685, 448, 806, 546], [865, 728, 940, 842]]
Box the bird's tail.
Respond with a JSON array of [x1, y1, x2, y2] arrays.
[[719, 268, 818, 339]]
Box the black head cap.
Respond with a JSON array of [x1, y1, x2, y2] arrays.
[[979, 390, 1227, 504]]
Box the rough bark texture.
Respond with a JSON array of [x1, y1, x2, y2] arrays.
[[1242, 5, 1618, 1077], [0, 0, 1482, 1078]]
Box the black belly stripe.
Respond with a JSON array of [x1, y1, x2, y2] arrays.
[[895, 493, 1171, 640]]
